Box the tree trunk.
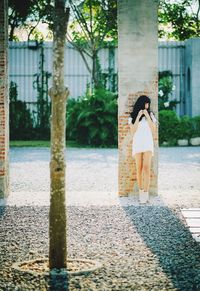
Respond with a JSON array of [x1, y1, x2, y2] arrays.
[[9, 22, 15, 41], [91, 50, 102, 90], [48, 0, 70, 269]]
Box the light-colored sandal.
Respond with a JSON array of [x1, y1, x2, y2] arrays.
[[139, 190, 149, 204], [143, 191, 149, 203], [139, 189, 145, 204]]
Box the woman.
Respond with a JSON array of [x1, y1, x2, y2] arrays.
[[128, 95, 158, 204]]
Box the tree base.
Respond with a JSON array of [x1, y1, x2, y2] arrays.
[[12, 257, 102, 276]]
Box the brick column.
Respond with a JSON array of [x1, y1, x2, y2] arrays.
[[0, 0, 9, 198], [117, 0, 158, 196]]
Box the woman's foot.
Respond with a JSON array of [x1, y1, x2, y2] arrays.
[[139, 189, 145, 204], [139, 189, 149, 204], [143, 191, 149, 203]]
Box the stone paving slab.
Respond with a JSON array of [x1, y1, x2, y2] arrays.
[[180, 210, 200, 218], [185, 219, 200, 227], [192, 234, 200, 242], [181, 208, 200, 211], [188, 227, 200, 233], [180, 209, 200, 243]]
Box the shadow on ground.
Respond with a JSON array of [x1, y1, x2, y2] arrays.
[[1, 205, 200, 290], [0, 204, 6, 218], [121, 205, 200, 290]]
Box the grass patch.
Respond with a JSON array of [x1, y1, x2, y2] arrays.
[[10, 140, 50, 147], [9, 140, 117, 148]]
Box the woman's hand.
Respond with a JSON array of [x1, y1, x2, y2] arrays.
[[143, 109, 156, 136], [129, 110, 143, 135], [137, 110, 144, 119], [143, 109, 149, 117]]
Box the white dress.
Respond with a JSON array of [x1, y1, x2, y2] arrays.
[[128, 112, 157, 157]]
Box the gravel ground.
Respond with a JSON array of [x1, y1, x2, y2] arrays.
[[0, 146, 200, 290], [1, 206, 200, 290]]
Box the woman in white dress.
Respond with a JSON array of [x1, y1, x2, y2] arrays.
[[128, 95, 158, 204]]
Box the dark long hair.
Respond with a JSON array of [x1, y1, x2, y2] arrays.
[[129, 95, 154, 124]]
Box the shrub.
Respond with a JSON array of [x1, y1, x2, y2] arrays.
[[66, 87, 118, 147], [191, 116, 200, 138], [9, 81, 34, 140], [176, 115, 193, 140], [159, 110, 179, 145]]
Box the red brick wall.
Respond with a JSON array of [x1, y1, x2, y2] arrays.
[[0, 0, 9, 197], [118, 84, 158, 197]]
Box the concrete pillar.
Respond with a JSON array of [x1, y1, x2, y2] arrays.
[[117, 0, 158, 196], [0, 0, 9, 198]]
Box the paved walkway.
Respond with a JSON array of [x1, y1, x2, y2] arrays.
[[1, 146, 200, 207]]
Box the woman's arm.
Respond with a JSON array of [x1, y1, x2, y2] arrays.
[[143, 110, 157, 134], [128, 112, 142, 135]]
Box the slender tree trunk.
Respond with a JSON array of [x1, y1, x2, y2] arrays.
[[92, 51, 97, 90], [91, 50, 101, 90], [9, 23, 15, 41], [48, 0, 70, 269]]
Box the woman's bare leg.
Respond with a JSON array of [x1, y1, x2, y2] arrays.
[[143, 151, 152, 192], [134, 152, 143, 190]]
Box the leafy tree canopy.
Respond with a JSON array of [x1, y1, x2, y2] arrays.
[[8, 0, 200, 42], [158, 0, 200, 40]]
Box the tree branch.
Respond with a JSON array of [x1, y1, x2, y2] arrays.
[[69, 0, 92, 40], [27, 19, 40, 41]]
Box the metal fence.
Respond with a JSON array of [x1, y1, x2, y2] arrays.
[[158, 41, 185, 116], [9, 40, 185, 116]]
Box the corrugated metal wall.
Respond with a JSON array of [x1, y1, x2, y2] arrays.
[[158, 41, 185, 116], [9, 41, 185, 115]]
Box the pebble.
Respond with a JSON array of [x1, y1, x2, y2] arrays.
[[0, 206, 200, 289], [0, 146, 199, 289]]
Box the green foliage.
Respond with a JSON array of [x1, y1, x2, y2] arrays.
[[9, 77, 52, 141], [9, 0, 200, 43], [33, 42, 51, 139], [158, 71, 180, 111], [68, 0, 117, 90], [158, 110, 179, 145], [8, 0, 54, 41], [176, 115, 193, 140], [66, 87, 118, 147], [9, 78, 200, 146], [158, 0, 200, 40], [9, 81, 34, 140], [69, 0, 117, 48], [191, 116, 200, 138], [159, 110, 200, 145]]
